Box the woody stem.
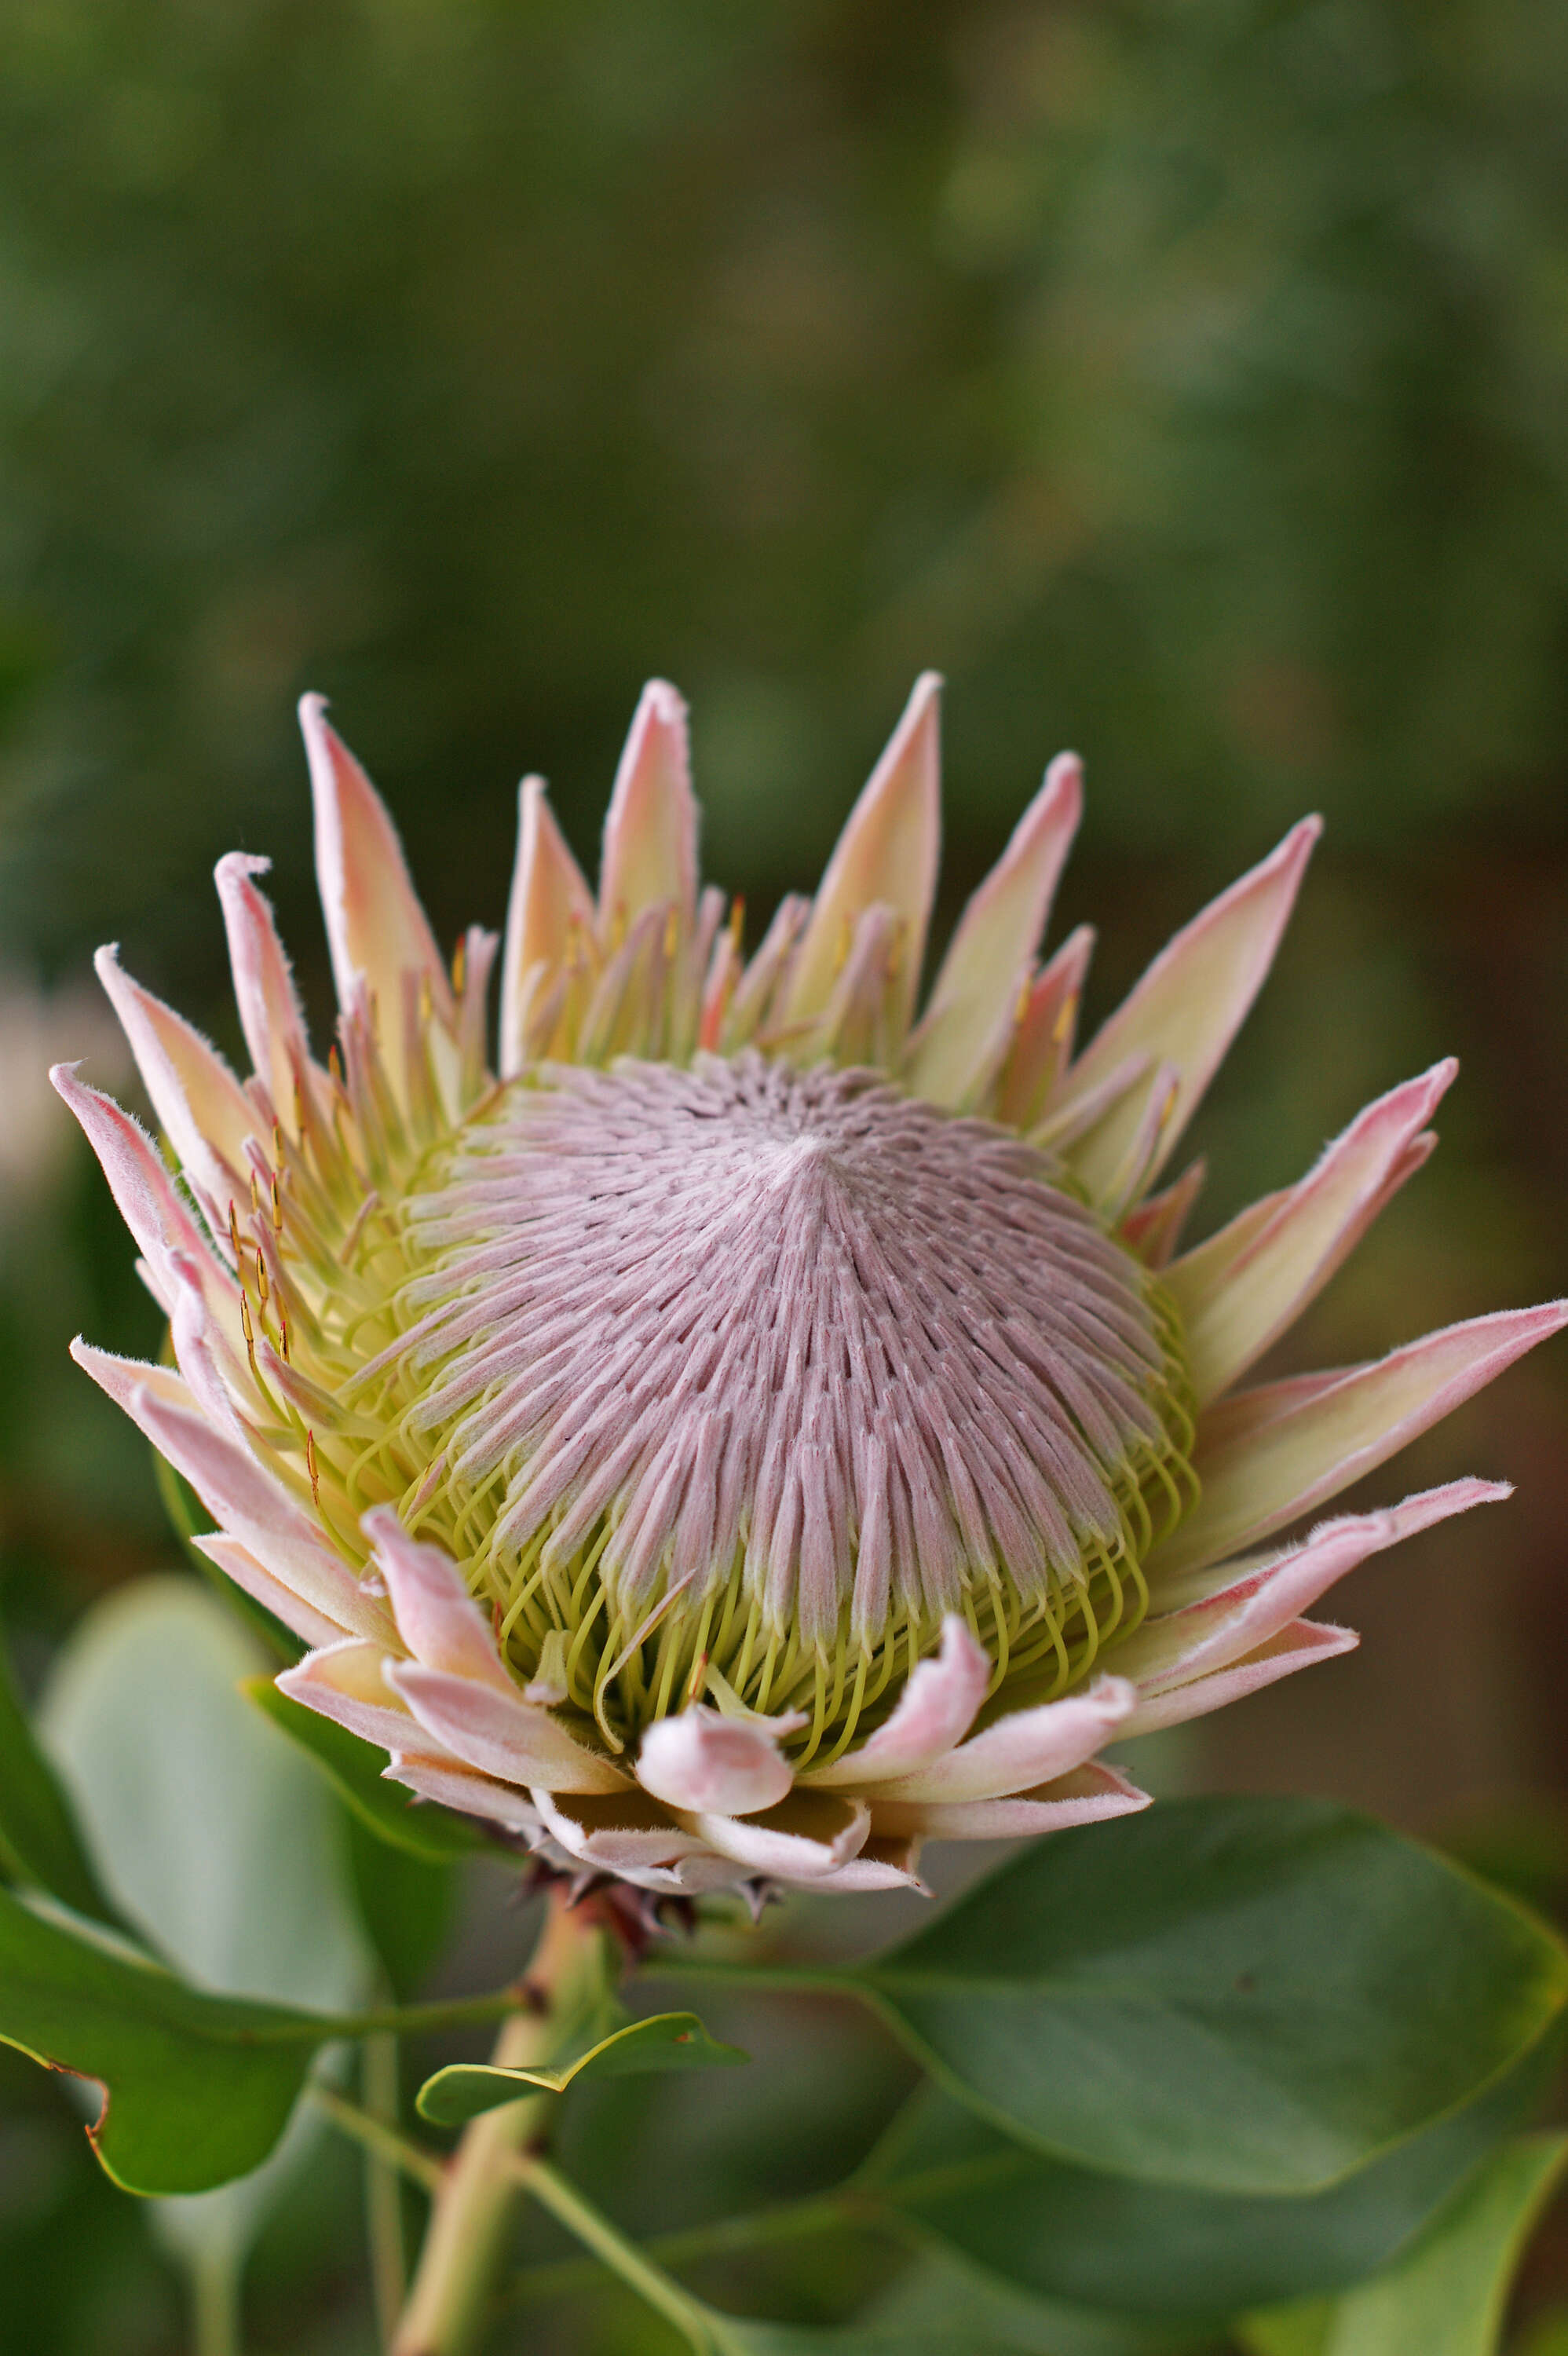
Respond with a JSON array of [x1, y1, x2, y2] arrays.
[[388, 1891, 603, 2356]]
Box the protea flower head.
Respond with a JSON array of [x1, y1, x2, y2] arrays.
[[57, 676, 1566, 1904]]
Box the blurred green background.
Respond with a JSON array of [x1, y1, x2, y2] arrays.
[[2, 2, 1567, 2349]]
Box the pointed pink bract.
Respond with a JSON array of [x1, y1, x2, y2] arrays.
[[214, 853, 315, 1131], [872, 1761, 1150, 1839], [782, 673, 942, 1037], [1118, 1479, 1507, 1694], [51, 1065, 223, 1297], [385, 1660, 630, 1794], [300, 693, 452, 1079], [1056, 817, 1321, 1198], [500, 777, 597, 1077], [997, 924, 1095, 1132], [598, 680, 698, 938], [1157, 1301, 1568, 1578], [1168, 1060, 1459, 1402], [1121, 1621, 1358, 1739], [873, 1674, 1135, 1805], [93, 948, 256, 1222], [281, 1639, 424, 1754], [365, 1508, 515, 1693], [905, 750, 1081, 1108]]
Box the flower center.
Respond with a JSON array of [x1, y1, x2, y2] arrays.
[[294, 1052, 1194, 1764]]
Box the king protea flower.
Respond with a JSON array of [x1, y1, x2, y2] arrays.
[[56, 677, 1565, 1903]]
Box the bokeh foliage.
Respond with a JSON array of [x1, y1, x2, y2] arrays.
[[2, 0, 1566, 993]]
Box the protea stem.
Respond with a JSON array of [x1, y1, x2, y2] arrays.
[[389, 1893, 604, 2356], [190, 2247, 241, 2356], [364, 2020, 408, 2347]]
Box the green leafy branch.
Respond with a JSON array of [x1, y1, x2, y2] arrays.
[[5, 1585, 1568, 2353]]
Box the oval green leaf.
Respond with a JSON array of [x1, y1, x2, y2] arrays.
[[856, 2249, 1208, 2355], [0, 1881, 544, 2195], [1245, 2131, 1568, 2356], [39, 1579, 373, 2272], [42, 1584, 371, 2014], [0, 1617, 123, 1929], [706, 2327, 1052, 2355], [853, 1798, 1568, 2195], [417, 2008, 748, 2124], [0, 1883, 327, 2196], [864, 2033, 1557, 2325], [687, 2287, 1065, 2356]]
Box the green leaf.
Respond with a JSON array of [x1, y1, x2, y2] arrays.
[[693, 2271, 1182, 2356], [700, 2324, 1057, 2354], [42, 1584, 371, 2014], [417, 2009, 748, 2123], [3, 1583, 535, 2194], [0, 1881, 329, 2196], [858, 2249, 1215, 2355], [1238, 2312, 1331, 2356], [1245, 2133, 1568, 2356], [862, 2030, 1557, 2323], [0, 1618, 123, 1928], [0, 1879, 528, 2194], [241, 1673, 503, 1861], [850, 1798, 1568, 2195], [345, 1812, 456, 2001], [38, 1578, 373, 2270], [649, 2285, 1065, 2356]]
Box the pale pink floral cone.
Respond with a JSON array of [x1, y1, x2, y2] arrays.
[[56, 681, 1566, 1903]]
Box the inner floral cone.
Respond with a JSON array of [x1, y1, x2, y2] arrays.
[[325, 1052, 1195, 1767]]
